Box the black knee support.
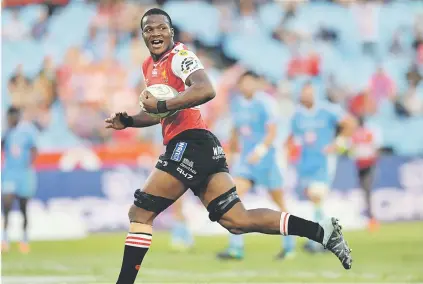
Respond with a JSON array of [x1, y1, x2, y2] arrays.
[[207, 187, 241, 222], [133, 189, 175, 214]]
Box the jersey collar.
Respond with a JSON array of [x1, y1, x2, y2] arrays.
[[152, 42, 178, 63]]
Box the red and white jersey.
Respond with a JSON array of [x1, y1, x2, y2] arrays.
[[351, 126, 382, 168], [142, 42, 208, 145]]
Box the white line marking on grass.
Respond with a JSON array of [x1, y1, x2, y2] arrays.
[[2, 276, 97, 284]]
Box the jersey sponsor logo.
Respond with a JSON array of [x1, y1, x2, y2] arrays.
[[180, 158, 197, 174], [171, 142, 187, 162], [181, 57, 199, 74], [182, 158, 193, 167], [178, 50, 188, 56], [177, 167, 194, 180], [212, 146, 225, 160], [152, 68, 158, 77]]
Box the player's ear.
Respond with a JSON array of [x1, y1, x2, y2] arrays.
[[170, 28, 174, 38]]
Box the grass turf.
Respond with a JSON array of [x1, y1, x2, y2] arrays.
[[2, 222, 423, 283]]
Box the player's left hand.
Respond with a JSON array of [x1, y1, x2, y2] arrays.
[[140, 90, 158, 113], [247, 151, 261, 165]]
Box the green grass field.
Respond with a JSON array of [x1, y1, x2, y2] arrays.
[[2, 222, 423, 283]]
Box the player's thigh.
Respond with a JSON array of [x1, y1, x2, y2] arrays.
[[2, 193, 16, 210], [130, 168, 188, 225]]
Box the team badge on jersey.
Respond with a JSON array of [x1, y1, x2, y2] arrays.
[[181, 57, 199, 74], [161, 69, 168, 83], [171, 142, 187, 162]]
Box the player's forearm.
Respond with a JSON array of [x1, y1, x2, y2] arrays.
[[261, 124, 277, 148], [253, 124, 277, 157], [130, 111, 161, 128], [165, 83, 216, 111]]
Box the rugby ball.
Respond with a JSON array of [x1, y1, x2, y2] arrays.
[[140, 84, 179, 119]]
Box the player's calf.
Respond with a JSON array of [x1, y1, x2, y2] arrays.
[[116, 190, 175, 284], [206, 186, 352, 269]]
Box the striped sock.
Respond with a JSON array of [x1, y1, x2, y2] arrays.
[[280, 212, 324, 243], [116, 232, 152, 284]]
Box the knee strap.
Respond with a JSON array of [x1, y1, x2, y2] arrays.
[[207, 187, 241, 222], [134, 189, 175, 214]]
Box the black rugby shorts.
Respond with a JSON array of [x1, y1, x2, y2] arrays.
[[155, 129, 229, 196]]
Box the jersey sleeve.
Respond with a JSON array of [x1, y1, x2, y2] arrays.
[[171, 50, 204, 84], [260, 94, 279, 125]]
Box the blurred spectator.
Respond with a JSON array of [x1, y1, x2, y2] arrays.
[[406, 64, 422, 87], [57, 47, 90, 103], [129, 30, 150, 69], [349, 88, 377, 118], [31, 7, 49, 40], [326, 74, 349, 104], [287, 50, 321, 78], [272, 2, 304, 47], [396, 65, 423, 117], [369, 67, 396, 102], [8, 65, 32, 108], [2, 10, 29, 41], [234, 0, 260, 35], [32, 57, 57, 107], [412, 13, 423, 52], [389, 28, 405, 56], [351, 0, 380, 56], [66, 103, 109, 144], [397, 82, 423, 117], [83, 25, 99, 60]]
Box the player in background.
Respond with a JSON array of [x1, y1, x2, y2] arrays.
[[217, 71, 295, 260], [350, 116, 382, 231], [1, 107, 38, 253], [289, 82, 357, 253], [170, 198, 194, 251], [105, 9, 352, 284]]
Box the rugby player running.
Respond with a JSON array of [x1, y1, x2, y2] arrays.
[[105, 8, 352, 284]]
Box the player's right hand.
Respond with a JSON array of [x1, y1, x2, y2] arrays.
[[105, 112, 127, 130]]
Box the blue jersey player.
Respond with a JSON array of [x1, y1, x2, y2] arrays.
[[217, 71, 295, 260], [289, 82, 356, 252], [2, 107, 38, 253]]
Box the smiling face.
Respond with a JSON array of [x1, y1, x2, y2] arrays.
[[141, 14, 174, 58]]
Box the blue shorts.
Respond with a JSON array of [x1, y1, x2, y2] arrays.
[[232, 153, 283, 190], [2, 169, 37, 198]]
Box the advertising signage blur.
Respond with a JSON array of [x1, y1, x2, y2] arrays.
[[3, 0, 69, 7]]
